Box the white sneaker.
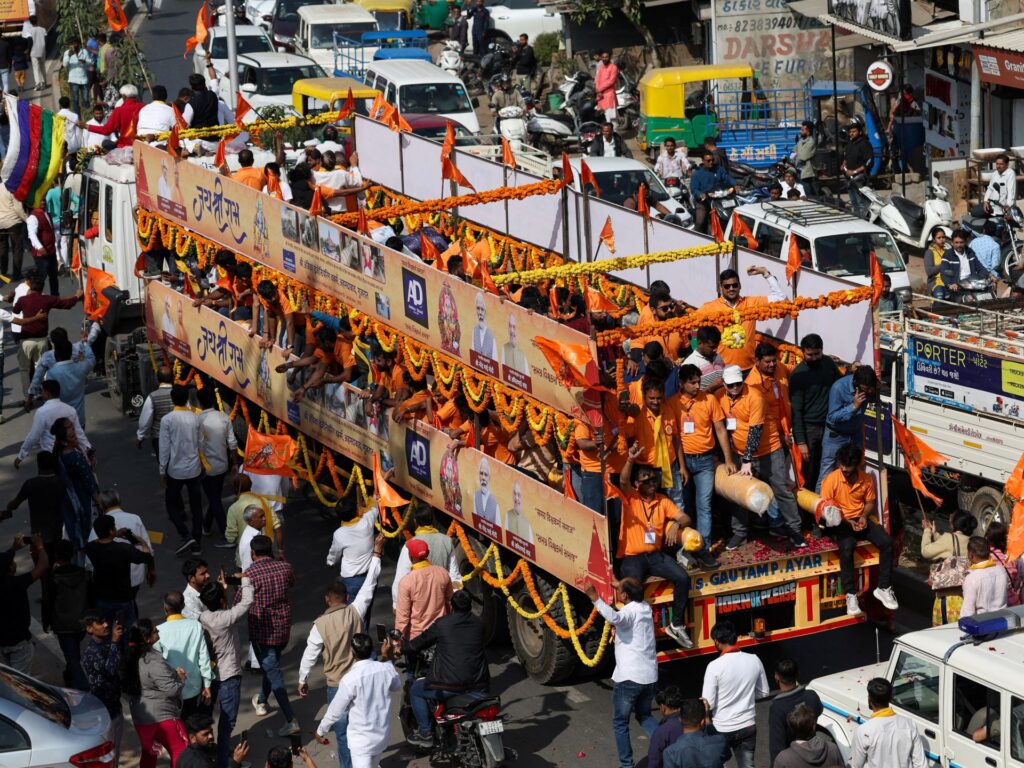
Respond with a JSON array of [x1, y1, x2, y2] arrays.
[[251, 694, 269, 717], [874, 586, 899, 611], [846, 594, 863, 616]]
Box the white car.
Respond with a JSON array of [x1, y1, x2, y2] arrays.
[[244, 0, 276, 30], [293, 5, 379, 76], [471, 0, 563, 52], [192, 24, 274, 76], [221, 52, 326, 111], [562, 156, 690, 222]]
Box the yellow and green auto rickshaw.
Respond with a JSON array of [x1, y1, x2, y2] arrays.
[[292, 77, 383, 135], [414, 0, 461, 30], [355, 0, 415, 30]]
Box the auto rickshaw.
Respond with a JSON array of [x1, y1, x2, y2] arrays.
[[414, 0, 460, 29], [355, 0, 414, 30], [292, 77, 383, 136]]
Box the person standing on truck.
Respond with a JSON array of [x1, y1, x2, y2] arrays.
[[621, 377, 686, 510], [788, 334, 841, 499], [682, 326, 725, 393], [26, 16, 46, 93], [819, 444, 898, 616], [961, 535, 1010, 618], [700, 620, 768, 768], [617, 442, 695, 649], [582, 577, 660, 768], [82, 84, 144, 149], [850, 678, 926, 768], [817, 365, 877, 489], [840, 120, 873, 216], [699, 267, 787, 371]]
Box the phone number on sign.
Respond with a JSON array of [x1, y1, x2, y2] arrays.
[[716, 16, 809, 31]]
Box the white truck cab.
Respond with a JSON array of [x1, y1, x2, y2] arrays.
[[810, 607, 1024, 768]]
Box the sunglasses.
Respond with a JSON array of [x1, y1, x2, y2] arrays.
[[722, 282, 740, 289]]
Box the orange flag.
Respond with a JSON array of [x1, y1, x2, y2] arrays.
[[243, 426, 297, 477], [336, 89, 355, 121], [585, 284, 619, 314], [580, 158, 601, 197], [636, 183, 650, 219], [1007, 453, 1024, 559], [563, 470, 578, 502], [70, 240, 81, 273], [786, 234, 802, 284], [479, 260, 499, 295], [501, 137, 517, 170], [731, 211, 758, 249], [441, 121, 456, 163], [891, 419, 947, 505], [441, 155, 475, 191], [548, 285, 560, 316], [235, 92, 254, 129], [534, 336, 595, 389], [309, 187, 324, 218], [395, 111, 412, 132], [84, 267, 116, 320], [419, 231, 440, 264], [265, 173, 283, 199], [870, 251, 884, 306], [373, 452, 408, 509], [357, 207, 369, 235], [105, 0, 127, 31], [171, 103, 188, 131], [165, 125, 180, 157], [710, 210, 724, 243], [560, 152, 573, 185], [184, 1, 211, 58], [604, 472, 628, 505], [368, 93, 387, 120], [599, 216, 615, 254], [214, 136, 228, 168], [120, 118, 137, 145]]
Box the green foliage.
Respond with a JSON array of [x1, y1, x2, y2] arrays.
[[252, 104, 309, 148], [569, 0, 613, 27], [56, 0, 153, 95], [533, 32, 560, 68]]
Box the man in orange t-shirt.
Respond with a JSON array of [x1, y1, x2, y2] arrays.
[[819, 444, 897, 617], [253, 279, 304, 359], [570, 394, 624, 513], [275, 324, 338, 403], [745, 343, 803, 547], [231, 149, 265, 190], [677, 363, 737, 569], [699, 266, 787, 370], [622, 378, 687, 509], [617, 442, 695, 650]]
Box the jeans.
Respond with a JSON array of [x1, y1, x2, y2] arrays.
[[620, 550, 690, 627], [216, 676, 241, 768], [0, 639, 32, 675], [56, 632, 87, 689], [667, 465, 685, 511], [713, 723, 756, 768], [754, 448, 800, 533], [166, 474, 204, 543], [69, 83, 89, 117], [847, 174, 867, 214], [570, 466, 604, 514], [683, 452, 715, 550], [830, 519, 892, 594], [410, 680, 487, 734], [611, 679, 658, 768], [339, 571, 373, 632], [0, 224, 22, 278], [816, 432, 860, 492], [326, 686, 351, 768], [201, 472, 228, 534], [252, 643, 295, 721]]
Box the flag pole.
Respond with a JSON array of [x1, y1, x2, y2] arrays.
[[122, 26, 152, 94]]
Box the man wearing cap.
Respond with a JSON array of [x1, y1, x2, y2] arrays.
[[81, 611, 125, 765], [395, 538, 453, 641]]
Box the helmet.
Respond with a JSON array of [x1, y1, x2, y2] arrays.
[[323, 125, 339, 142], [847, 116, 864, 130]]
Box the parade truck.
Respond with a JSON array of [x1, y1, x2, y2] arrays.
[[80, 112, 883, 683], [869, 300, 1024, 531]]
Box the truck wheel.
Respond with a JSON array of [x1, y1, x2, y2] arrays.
[[507, 569, 578, 684], [970, 486, 1011, 533], [459, 535, 509, 645]]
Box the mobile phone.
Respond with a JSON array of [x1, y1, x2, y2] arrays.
[[375, 623, 387, 643], [289, 733, 302, 755], [225, 574, 242, 586], [240, 730, 248, 745]]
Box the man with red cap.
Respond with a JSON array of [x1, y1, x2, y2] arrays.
[[394, 538, 453, 640]]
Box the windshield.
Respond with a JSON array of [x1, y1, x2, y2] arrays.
[[591, 169, 670, 206], [311, 22, 378, 48], [373, 11, 405, 30], [814, 232, 904, 277], [412, 121, 471, 140], [274, 0, 304, 21], [211, 35, 271, 57], [0, 668, 71, 728], [260, 65, 325, 94], [398, 83, 471, 113]]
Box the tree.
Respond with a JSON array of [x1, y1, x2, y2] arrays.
[[568, 0, 664, 67], [56, 0, 153, 97]]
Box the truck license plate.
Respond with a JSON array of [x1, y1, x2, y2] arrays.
[[477, 720, 504, 735]]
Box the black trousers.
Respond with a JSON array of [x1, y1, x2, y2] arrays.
[[201, 472, 228, 534], [832, 519, 892, 594], [166, 474, 203, 543]]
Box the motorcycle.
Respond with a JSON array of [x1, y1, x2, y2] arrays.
[[707, 188, 737, 234], [951, 277, 997, 304], [438, 40, 464, 79], [861, 182, 953, 253], [397, 644, 512, 768], [496, 105, 528, 148], [960, 201, 1024, 280]]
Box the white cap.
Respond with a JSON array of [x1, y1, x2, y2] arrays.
[[723, 365, 744, 385]]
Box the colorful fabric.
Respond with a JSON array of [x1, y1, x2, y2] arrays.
[[1, 95, 66, 208]]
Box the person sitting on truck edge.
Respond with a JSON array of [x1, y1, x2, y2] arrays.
[[253, 280, 303, 359], [850, 678, 926, 768], [690, 151, 734, 235], [939, 228, 992, 300], [818, 444, 898, 616], [616, 443, 695, 649], [788, 333, 841, 503], [275, 325, 340, 403], [767, 659, 823, 765], [817, 364, 877, 491], [677, 363, 738, 569], [961, 534, 1009, 618], [81, 84, 143, 149], [699, 268, 787, 372], [192, 251, 238, 315]]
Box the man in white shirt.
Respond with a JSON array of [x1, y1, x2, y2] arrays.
[[181, 557, 210, 620], [681, 326, 726, 393], [159, 385, 204, 555], [584, 578, 657, 768], [27, 15, 45, 91], [974, 153, 1017, 216], [701, 620, 768, 768], [961, 535, 1010, 618], [136, 85, 179, 137], [316, 633, 402, 768], [16, 379, 91, 466], [87, 489, 155, 598], [851, 678, 926, 768], [196, 386, 237, 538], [237, 505, 264, 572], [654, 137, 691, 184], [326, 498, 378, 601], [84, 105, 107, 150], [55, 97, 82, 154]]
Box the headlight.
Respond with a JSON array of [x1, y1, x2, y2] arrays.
[[896, 288, 912, 303]]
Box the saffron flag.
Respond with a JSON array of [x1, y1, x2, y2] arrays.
[[870, 250, 884, 306], [265, 173, 282, 199], [84, 267, 117, 320], [373, 452, 408, 509], [731, 211, 758, 249], [501, 137, 517, 169], [441, 121, 456, 163], [165, 125, 180, 157], [184, 1, 212, 58], [534, 336, 596, 389], [441, 155, 475, 191], [580, 158, 600, 197], [336, 89, 355, 121], [479, 260, 499, 295], [560, 151, 573, 185], [105, 0, 128, 31], [236, 92, 254, 129], [786, 233, 802, 284], [636, 183, 650, 219], [171, 103, 188, 131], [563, 470, 577, 502], [585, 283, 619, 314], [309, 187, 324, 217], [214, 136, 228, 168], [243, 426, 297, 477], [1008, 453, 1024, 559], [121, 118, 136, 145], [368, 93, 387, 121], [710, 210, 724, 243], [419, 231, 440, 264], [357, 207, 369, 235], [599, 215, 616, 254], [891, 419, 947, 505]]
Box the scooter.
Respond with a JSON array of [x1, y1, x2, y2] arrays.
[[496, 105, 528, 149], [961, 201, 1024, 280], [864, 182, 954, 252], [952, 277, 997, 304], [437, 40, 463, 79]]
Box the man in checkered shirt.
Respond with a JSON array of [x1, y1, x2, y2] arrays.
[[236, 534, 300, 736]]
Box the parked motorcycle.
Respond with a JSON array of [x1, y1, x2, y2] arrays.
[[860, 182, 953, 253]]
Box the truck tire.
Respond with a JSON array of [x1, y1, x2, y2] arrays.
[[507, 569, 578, 684], [459, 534, 509, 645], [970, 486, 1010, 533]]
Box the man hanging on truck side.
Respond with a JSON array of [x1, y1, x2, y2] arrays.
[[817, 365, 877, 489]]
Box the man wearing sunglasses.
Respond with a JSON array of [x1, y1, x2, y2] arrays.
[[700, 267, 787, 371]]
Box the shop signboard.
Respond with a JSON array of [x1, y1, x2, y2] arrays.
[[826, 0, 911, 40], [974, 46, 1024, 89]]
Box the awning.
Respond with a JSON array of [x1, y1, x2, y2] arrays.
[[975, 27, 1024, 53]]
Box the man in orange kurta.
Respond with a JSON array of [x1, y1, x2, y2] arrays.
[[699, 266, 787, 370]]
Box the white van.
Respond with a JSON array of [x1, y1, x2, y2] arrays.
[[364, 59, 480, 134], [294, 5, 379, 75], [725, 200, 912, 303]]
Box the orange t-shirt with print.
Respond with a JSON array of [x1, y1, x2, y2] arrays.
[[676, 390, 726, 455], [618, 488, 679, 557]]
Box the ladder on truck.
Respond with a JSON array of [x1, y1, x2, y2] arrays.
[[333, 30, 430, 78]]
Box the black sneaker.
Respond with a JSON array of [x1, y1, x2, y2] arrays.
[[189, 543, 202, 555], [697, 551, 720, 569], [175, 537, 197, 554], [789, 530, 808, 549], [810, 525, 824, 539], [407, 730, 433, 749], [725, 534, 746, 551]]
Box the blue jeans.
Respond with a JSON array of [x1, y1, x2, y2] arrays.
[[683, 452, 715, 550], [69, 83, 89, 118], [339, 572, 374, 632], [667, 465, 685, 511], [252, 643, 295, 721], [410, 680, 487, 734], [216, 676, 241, 768], [816, 432, 859, 492], [611, 679, 658, 768], [570, 466, 604, 513], [326, 686, 351, 768]]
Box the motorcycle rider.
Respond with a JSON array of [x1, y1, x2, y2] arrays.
[[840, 120, 872, 216], [940, 228, 992, 299], [489, 75, 524, 133], [972, 154, 1016, 218], [405, 589, 489, 749], [690, 150, 735, 234], [589, 121, 631, 158], [654, 137, 691, 188]]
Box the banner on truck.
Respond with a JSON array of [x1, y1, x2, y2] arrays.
[[133, 142, 596, 420], [909, 334, 1024, 418], [144, 281, 614, 599]]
